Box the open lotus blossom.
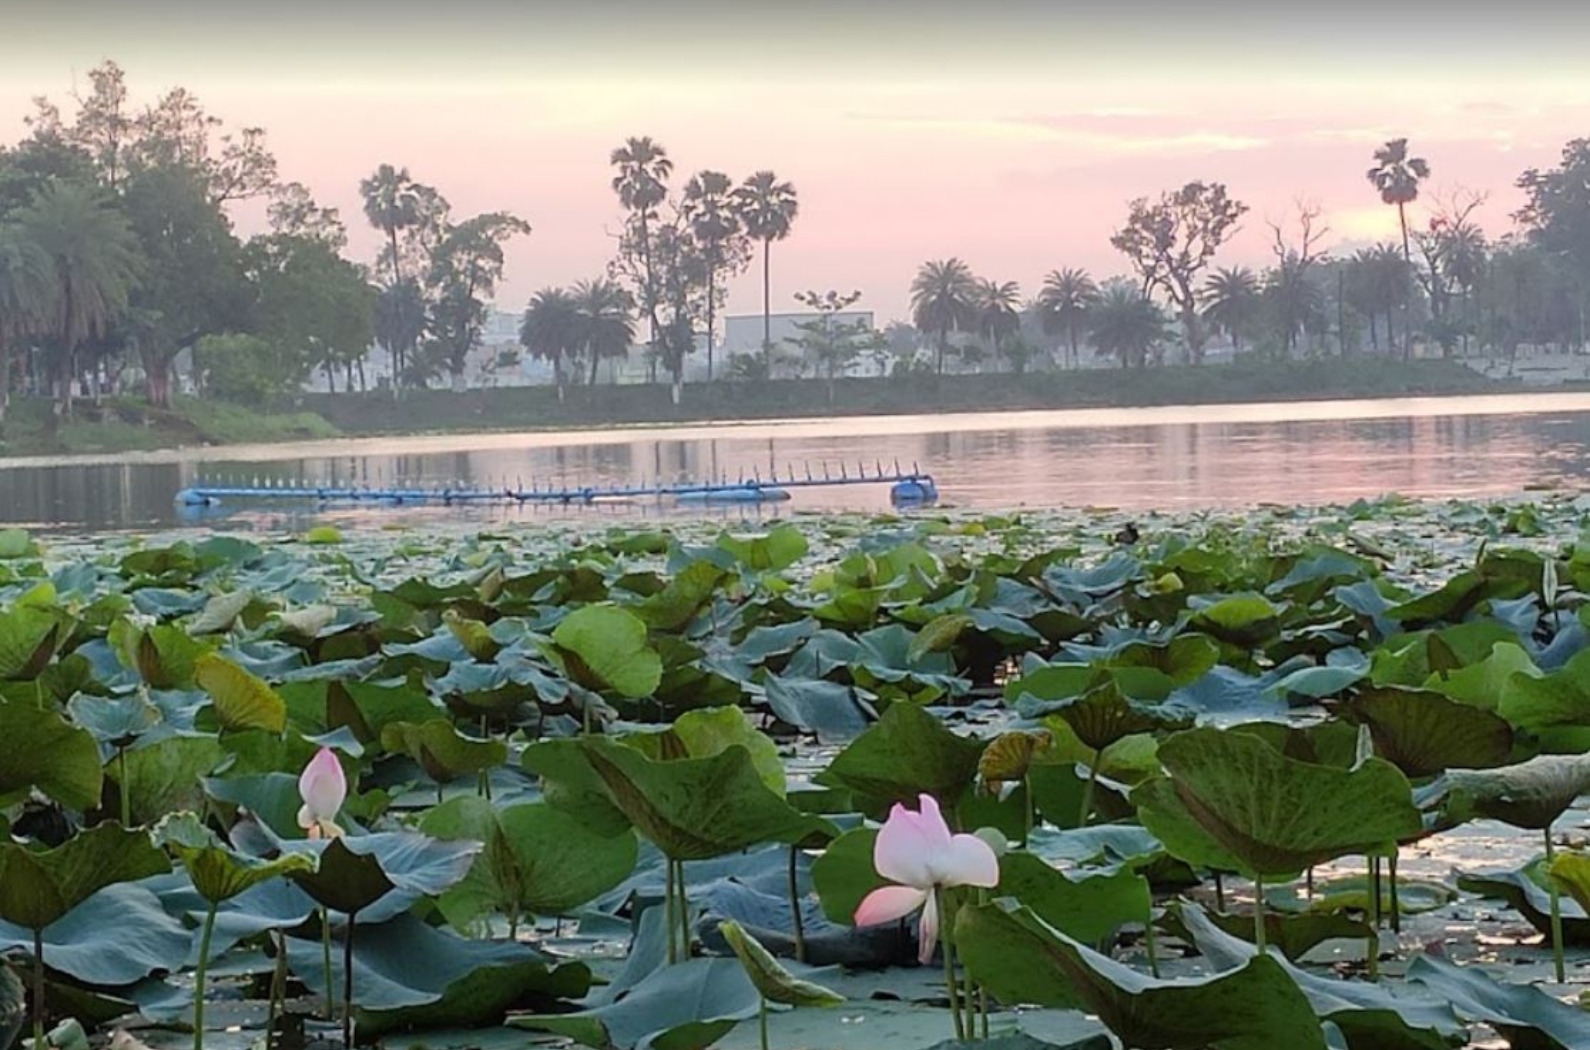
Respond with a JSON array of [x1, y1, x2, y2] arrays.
[[297, 747, 346, 840], [853, 793, 999, 963]]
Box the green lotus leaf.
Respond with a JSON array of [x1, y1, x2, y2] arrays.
[[379, 719, 507, 783], [186, 590, 257, 635], [636, 561, 727, 631], [112, 734, 227, 825], [0, 702, 103, 812], [194, 653, 286, 733], [550, 604, 663, 699], [956, 900, 1326, 1050], [113, 621, 214, 689], [421, 796, 638, 928], [1349, 686, 1514, 778], [1188, 593, 1285, 647], [718, 919, 844, 1007], [626, 706, 785, 795], [1548, 851, 1590, 916], [1407, 953, 1590, 1050], [0, 604, 60, 681], [718, 524, 808, 573], [154, 811, 315, 904], [994, 852, 1151, 946], [1458, 860, 1590, 945], [1022, 678, 1195, 753], [577, 737, 825, 861], [1442, 753, 1590, 830], [65, 693, 162, 747], [816, 701, 985, 809], [0, 824, 171, 931], [810, 827, 888, 926], [908, 613, 974, 662], [1133, 727, 1421, 879], [442, 608, 501, 661], [1498, 649, 1590, 742]]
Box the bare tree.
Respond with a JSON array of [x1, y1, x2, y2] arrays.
[[1110, 182, 1247, 364], [1265, 200, 1330, 356]]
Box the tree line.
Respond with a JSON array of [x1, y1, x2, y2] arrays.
[[902, 138, 1590, 374], [4, 60, 1590, 423]]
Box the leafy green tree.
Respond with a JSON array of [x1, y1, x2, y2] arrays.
[[1517, 139, 1590, 344], [119, 164, 247, 407], [1200, 266, 1260, 356], [1035, 268, 1097, 368], [520, 287, 580, 400], [268, 182, 346, 251], [375, 281, 426, 387], [360, 164, 424, 378], [0, 222, 54, 421], [975, 279, 1021, 364], [1110, 182, 1247, 364], [733, 171, 799, 363], [681, 170, 749, 381], [790, 289, 871, 402], [423, 213, 531, 390], [193, 332, 294, 404], [243, 233, 376, 395], [1088, 283, 1167, 369], [572, 278, 636, 386], [910, 258, 977, 375], [14, 181, 142, 416]]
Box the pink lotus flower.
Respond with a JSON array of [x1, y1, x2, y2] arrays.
[[852, 793, 999, 963], [297, 747, 346, 840]]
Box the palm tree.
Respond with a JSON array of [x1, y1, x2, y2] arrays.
[[572, 278, 637, 386], [1088, 285, 1167, 369], [15, 182, 141, 416], [0, 223, 56, 422], [681, 170, 741, 382], [1367, 139, 1429, 359], [519, 287, 581, 401], [359, 164, 421, 377], [1035, 268, 1098, 368], [732, 171, 799, 364], [1200, 266, 1261, 356], [975, 279, 1022, 367], [610, 137, 673, 358], [910, 258, 978, 375]]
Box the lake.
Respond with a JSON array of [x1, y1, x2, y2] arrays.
[[13, 391, 1590, 532]]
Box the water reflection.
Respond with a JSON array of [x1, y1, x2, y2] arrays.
[[9, 397, 1590, 532]]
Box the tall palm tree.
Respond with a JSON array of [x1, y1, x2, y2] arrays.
[[1035, 268, 1098, 368], [519, 287, 581, 401], [15, 182, 141, 416], [374, 280, 427, 386], [975, 278, 1022, 366], [732, 171, 799, 364], [910, 258, 978, 375], [0, 223, 56, 422], [1367, 139, 1429, 359], [681, 170, 741, 382], [359, 164, 421, 377], [1200, 266, 1261, 355], [1088, 285, 1167, 369], [572, 278, 637, 386], [610, 137, 673, 359]]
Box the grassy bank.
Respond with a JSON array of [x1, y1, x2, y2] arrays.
[[310, 358, 1508, 436], [0, 358, 1532, 456], [0, 396, 338, 456]]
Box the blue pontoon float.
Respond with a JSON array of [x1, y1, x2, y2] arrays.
[[176, 460, 939, 509]]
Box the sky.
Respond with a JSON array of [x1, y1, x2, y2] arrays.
[[3, 0, 1588, 324]]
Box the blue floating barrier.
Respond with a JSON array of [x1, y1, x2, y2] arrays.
[[890, 478, 939, 505]]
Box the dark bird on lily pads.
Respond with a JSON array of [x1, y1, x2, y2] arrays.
[[1113, 522, 1141, 546]]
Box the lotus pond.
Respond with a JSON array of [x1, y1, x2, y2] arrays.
[[3, 495, 1590, 1050]]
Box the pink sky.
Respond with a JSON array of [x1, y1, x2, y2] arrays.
[[3, 3, 1587, 324]]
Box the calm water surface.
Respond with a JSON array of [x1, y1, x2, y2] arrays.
[[13, 392, 1590, 532]]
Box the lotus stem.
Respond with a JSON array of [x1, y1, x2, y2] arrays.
[[936, 887, 965, 1041], [1022, 775, 1034, 846], [1145, 910, 1161, 978], [676, 860, 692, 961], [1253, 875, 1266, 953], [665, 859, 677, 965], [266, 931, 287, 1050], [1079, 748, 1103, 827], [1388, 850, 1402, 935], [758, 994, 769, 1050], [32, 927, 44, 1050], [117, 746, 131, 826], [321, 908, 334, 1020], [193, 901, 218, 1050], [1366, 857, 1380, 980], [1214, 872, 1225, 913], [1546, 829, 1565, 984], [979, 983, 989, 1040], [788, 845, 806, 964], [342, 910, 357, 1047]]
